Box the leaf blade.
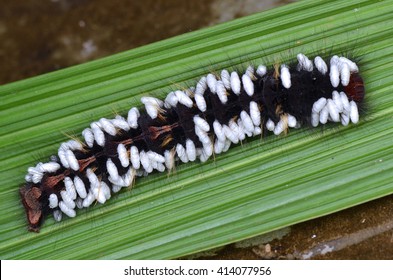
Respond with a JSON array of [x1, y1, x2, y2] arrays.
[[1, 0, 393, 259]]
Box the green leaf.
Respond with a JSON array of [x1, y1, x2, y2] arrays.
[[1, 0, 393, 259]]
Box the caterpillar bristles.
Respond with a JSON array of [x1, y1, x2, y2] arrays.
[[20, 53, 365, 232]]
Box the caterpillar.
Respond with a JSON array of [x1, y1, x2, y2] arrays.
[[20, 53, 365, 232]]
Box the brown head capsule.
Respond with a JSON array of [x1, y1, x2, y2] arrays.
[[20, 184, 44, 232], [345, 72, 365, 103]]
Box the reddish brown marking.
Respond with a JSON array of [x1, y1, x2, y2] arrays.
[[148, 123, 179, 140], [121, 138, 134, 145], [41, 173, 66, 190], [78, 156, 96, 172], [344, 73, 365, 102], [123, 134, 145, 144]]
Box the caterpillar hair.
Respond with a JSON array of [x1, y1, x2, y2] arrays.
[[20, 53, 365, 232]]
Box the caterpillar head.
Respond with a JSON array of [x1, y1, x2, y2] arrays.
[[20, 184, 44, 232], [345, 72, 365, 103]]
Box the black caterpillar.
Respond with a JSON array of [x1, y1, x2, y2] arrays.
[[20, 53, 365, 232]]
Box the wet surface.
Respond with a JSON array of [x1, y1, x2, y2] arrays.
[[1, 0, 215, 84], [1, 0, 291, 84], [2, 0, 392, 259], [192, 195, 393, 260]]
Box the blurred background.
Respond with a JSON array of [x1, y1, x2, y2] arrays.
[[1, 0, 392, 259], [1, 0, 292, 84]]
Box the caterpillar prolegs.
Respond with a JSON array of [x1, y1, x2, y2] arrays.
[[20, 53, 365, 232]]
